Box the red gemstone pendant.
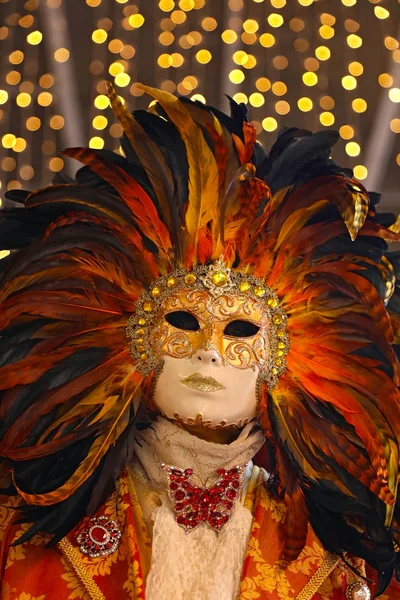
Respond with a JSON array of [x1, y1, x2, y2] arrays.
[[162, 463, 246, 534], [76, 515, 122, 558]]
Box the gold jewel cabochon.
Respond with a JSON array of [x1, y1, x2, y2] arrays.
[[125, 258, 289, 389]]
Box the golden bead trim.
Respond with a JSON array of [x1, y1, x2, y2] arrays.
[[295, 552, 339, 600], [58, 537, 106, 600], [126, 257, 289, 389]]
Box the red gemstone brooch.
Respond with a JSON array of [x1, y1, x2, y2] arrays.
[[162, 463, 246, 533], [76, 515, 122, 558]]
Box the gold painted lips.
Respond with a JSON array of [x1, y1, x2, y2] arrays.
[[181, 373, 226, 392]]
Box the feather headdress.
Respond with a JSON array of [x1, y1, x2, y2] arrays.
[[1, 83, 400, 593]]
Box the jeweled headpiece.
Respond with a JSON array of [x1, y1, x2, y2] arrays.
[[1, 83, 400, 592]]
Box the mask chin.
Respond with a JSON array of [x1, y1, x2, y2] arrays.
[[152, 354, 260, 432]]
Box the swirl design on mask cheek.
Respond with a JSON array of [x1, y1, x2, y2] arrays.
[[125, 259, 290, 389]]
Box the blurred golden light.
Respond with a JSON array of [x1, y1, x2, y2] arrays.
[[389, 89, 400, 103], [187, 31, 202, 45], [293, 38, 309, 52], [109, 123, 123, 138], [26, 117, 41, 131], [0, 90, 8, 105], [390, 119, 400, 133], [109, 62, 124, 76], [268, 14, 284, 28], [54, 48, 70, 62], [89, 137, 104, 149], [2, 134, 16, 149], [20, 82, 34, 94], [339, 125, 354, 139], [128, 14, 145, 28], [275, 100, 290, 115], [241, 32, 257, 45], [378, 73, 393, 88], [385, 37, 399, 51], [320, 13, 336, 26], [344, 19, 360, 32], [92, 29, 107, 43], [13, 137, 27, 152], [262, 117, 278, 132], [171, 10, 186, 24], [347, 34, 362, 48], [271, 0, 286, 6], [0, 27, 8, 40], [233, 50, 248, 65], [2, 157, 16, 171], [109, 39, 124, 53], [86, 0, 102, 6], [273, 55, 288, 70], [97, 18, 113, 31], [298, 0, 313, 5], [94, 95, 110, 109], [352, 98, 367, 112], [6, 71, 20, 85], [159, 0, 175, 11], [221, 30, 237, 44], [304, 57, 319, 71], [348, 61, 363, 76], [315, 46, 331, 60], [49, 157, 65, 172], [259, 33, 275, 48], [159, 31, 174, 45], [160, 80, 176, 93], [39, 74, 54, 88], [93, 115, 108, 130], [342, 75, 357, 90], [297, 97, 313, 112], [191, 93, 206, 103], [178, 36, 191, 51], [202, 17, 217, 31], [96, 81, 108, 94], [19, 15, 34, 27], [7, 181, 22, 191], [256, 77, 271, 92], [353, 165, 367, 180], [319, 26, 334, 39], [9, 51, 24, 65], [289, 18, 304, 32], [374, 6, 389, 19], [16, 93, 31, 108], [115, 72, 131, 87], [27, 30, 43, 45], [397, 154, 400, 166], [50, 115, 65, 130], [243, 19, 259, 33], [229, 69, 245, 84], [319, 111, 335, 126], [233, 92, 248, 104], [302, 72, 318, 86], [121, 45, 135, 59], [228, 0, 243, 10], [320, 96, 335, 110], [171, 52, 184, 67], [179, 0, 195, 9], [346, 142, 360, 157], [249, 92, 265, 107], [160, 18, 175, 31], [37, 92, 53, 106], [20, 165, 34, 180], [182, 75, 198, 90], [158, 54, 173, 68], [271, 81, 287, 96], [196, 49, 212, 64], [342, 0, 356, 5]]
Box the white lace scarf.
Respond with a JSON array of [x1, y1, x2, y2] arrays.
[[130, 417, 265, 600]]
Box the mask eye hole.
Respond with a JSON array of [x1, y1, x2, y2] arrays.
[[224, 320, 260, 338], [165, 311, 200, 332]]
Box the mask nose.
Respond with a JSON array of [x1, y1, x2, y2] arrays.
[[192, 349, 224, 367]]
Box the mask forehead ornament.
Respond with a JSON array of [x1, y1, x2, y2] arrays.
[[126, 258, 289, 389]]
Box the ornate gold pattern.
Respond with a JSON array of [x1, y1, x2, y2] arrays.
[[295, 552, 339, 600], [126, 258, 289, 389], [58, 538, 106, 600]]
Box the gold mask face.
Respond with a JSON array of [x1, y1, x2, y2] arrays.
[[126, 258, 289, 388], [149, 290, 269, 371]]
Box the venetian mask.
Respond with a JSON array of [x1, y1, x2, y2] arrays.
[[126, 259, 289, 429]]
